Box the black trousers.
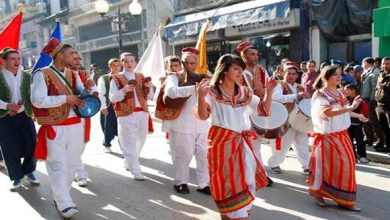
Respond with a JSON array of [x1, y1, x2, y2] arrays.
[[348, 125, 367, 158], [100, 105, 118, 147], [0, 112, 37, 181], [362, 100, 385, 143], [376, 105, 390, 148]]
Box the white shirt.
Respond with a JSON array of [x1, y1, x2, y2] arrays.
[[205, 86, 261, 133], [31, 66, 88, 118], [311, 89, 351, 134], [272, 82, 299, 104], [0, 67, 24, 113], [109, 71, 143, 108], [164, 74, 209, 134], [98, 74, 110, 110]]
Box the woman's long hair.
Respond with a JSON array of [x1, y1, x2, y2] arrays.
[[313, 65, 339, 90], [210, 54, 246, 96]]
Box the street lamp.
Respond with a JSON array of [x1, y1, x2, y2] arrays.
[[95, 0, 143, 55]]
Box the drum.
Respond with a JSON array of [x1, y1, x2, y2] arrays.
[[288, 98, 313, 133], [250, 101, 289, 139], [74, 95, 101, 118]]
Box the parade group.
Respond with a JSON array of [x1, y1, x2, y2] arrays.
[[0, 36, 390, 219]]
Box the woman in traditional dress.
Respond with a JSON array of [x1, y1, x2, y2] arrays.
[[308, 65, 368, 211], [196, 54, 277, 219]]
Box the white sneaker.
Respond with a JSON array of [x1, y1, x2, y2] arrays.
[[77, 178, 88, 187], [60, 207, 79, 219], [104, 147, 112, 153], [124, 160, 129, 171], [359, 157, 369, 163], [134, 174, 145, 181], [10, 179, 22, 192]]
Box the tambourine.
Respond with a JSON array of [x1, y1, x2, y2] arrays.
[[74, 94, 101, 118]]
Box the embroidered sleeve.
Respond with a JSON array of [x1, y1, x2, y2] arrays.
[[313, 92, 331, 120], [109, 75, 126, 102]]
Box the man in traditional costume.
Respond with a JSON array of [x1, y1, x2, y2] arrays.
[[267, 64, 311, 174], [164, 47, 210, 194], [237, 41, 273, 186], [98, 58, 121, 153], [109, 52, 153, 181], [0, 48, 38, 191], [70, 51, 97, 187], [31, 38, 92, 218]]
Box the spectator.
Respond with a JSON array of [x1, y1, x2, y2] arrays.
[[90, 63, 102, 84], [353, 65, 364, 87], [344, 84, 369, 163], [375, 57, 390, 152], [361, 57, 385, 150], [301, 60, 319, 96], [374, 57, 382, 70], [297, 61, 307, 83], [340, 65, 356, 85]]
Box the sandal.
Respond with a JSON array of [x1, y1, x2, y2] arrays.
[[314, 196, 326, 207]]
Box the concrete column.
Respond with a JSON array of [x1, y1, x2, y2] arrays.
[[310, 25, 327, 65]]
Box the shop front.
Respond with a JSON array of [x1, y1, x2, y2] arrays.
[[165, 0, 301, 73]]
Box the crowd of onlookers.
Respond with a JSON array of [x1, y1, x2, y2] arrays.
[[271, 56, 390, 162]]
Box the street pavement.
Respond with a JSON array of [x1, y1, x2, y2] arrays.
[[1, 113, 390, 220]]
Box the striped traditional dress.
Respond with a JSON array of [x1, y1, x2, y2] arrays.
[[308, 89, 357, 207], [205, 85, 268, 218]]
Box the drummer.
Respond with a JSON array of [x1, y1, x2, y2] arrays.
[[268, 63, 311, 175], [237, 41, 273, 186], [70, 50, 98, 187], [31, 38, 93, 218]]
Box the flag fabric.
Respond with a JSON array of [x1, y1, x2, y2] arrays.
[[134, 28, 165, 87], [0, 11, 23, 63], [195, 21, 209, 75], [32, 22, 62, 72]]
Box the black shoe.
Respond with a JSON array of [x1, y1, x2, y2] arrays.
[[266, 176, 273, 187], [197, 186, 211, 195], [363, 139, 374, 146], [373, 142, 384, 149], [174, 184, 190, 194], [375, 147, 390, 153]]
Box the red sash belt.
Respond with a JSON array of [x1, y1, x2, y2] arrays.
[[34, 117, 82, 160], [133, 107, 154, 133]]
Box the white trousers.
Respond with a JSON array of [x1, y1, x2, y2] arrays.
[[75, 119, 88, 181], [226, 140, 257, 219], [118, 111, 148, 177], [169, 130, 209, 188], [268, 127, 310, 169], [45, 122, 84, 211]]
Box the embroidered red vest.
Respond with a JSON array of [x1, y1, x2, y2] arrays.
[[279, 81, 305, 113], [32, 67, 77, 125], [111, 73, 149, 117]]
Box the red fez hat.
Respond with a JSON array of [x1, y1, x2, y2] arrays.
[[42, 38, 65, 57], [181, 47, 199, 56], [236, 41, 253, 54], [283, 61, 298, 72]]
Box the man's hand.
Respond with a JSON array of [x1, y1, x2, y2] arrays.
[[6, 103, 22, 112], [101, 108, 108, 116], [297, 92, 310, 100], [66, 95, 84, 107], [122, 84, 134, 93]]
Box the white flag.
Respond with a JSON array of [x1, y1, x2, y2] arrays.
[[134, 29, 165, 87]]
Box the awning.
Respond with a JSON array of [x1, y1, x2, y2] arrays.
[[165, 0, 290, 42]]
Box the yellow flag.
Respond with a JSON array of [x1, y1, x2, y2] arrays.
[[195, 21, 209, 75]]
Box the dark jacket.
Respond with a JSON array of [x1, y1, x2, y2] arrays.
[[375, 71, 390, 106]]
